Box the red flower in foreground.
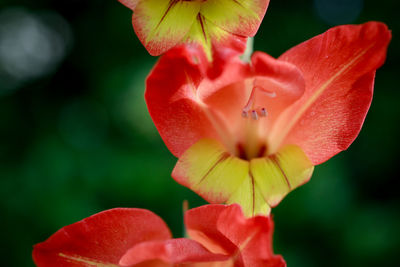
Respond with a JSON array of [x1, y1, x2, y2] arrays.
[[118, 0, 270, 59], [146, 22, 391, 216], [33, 204, 285, 267]]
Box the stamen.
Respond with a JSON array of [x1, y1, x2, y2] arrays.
[[242, 87, 255, 112], [260, 108, 267, 117], [251, 110, 258, 120], [242, 83, 275, 120]]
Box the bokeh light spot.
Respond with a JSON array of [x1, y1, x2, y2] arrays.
[[0, 7, 72, 94]]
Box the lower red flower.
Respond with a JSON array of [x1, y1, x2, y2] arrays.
[[33, 204, 285, 267]]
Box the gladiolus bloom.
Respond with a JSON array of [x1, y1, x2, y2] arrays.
[[118, 0, 270, 59], [33, 204, 285, 267], [146, 22, 391, 216]]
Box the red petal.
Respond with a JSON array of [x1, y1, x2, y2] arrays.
[[119, 238, 229, 266], [146, 46, 250, 157], [216, 205, 276, 263], [118, 0, 139, 10], [202, 52, 305, 141], [270, 22, 391, 164], [32, 208, 171, 267], [185, 204, 285, 266], [185, 204, 237, 255]]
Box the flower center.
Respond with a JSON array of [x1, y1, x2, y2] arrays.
[[241, 85, 276, 120], [238, 82, 277, 160]]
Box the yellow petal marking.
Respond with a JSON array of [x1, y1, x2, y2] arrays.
[[58, 253, 119, 267], [201, 0, 261, 35], [174, 139, 314, 217], [226, 171, 271, 217], [134, 0, 202, 53], [251, 145, 314, 207], [183, 14, 230, 60], [178, 139, 248, 203]]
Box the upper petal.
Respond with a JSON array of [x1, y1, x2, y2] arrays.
[[183, 13, 248, 60], [147, 47, 305, 158], [269, 22, 391, 164], [146, 46, 250, 157], [32, 208, 171, 267], [201, 0, 270, 37], [129, 0, 249, 58], [201, 52, 305, 137], [132, 0, 202, 56]]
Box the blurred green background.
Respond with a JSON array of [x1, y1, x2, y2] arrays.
[[0, 0, 399, 266]]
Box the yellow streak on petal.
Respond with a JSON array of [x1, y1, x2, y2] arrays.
[[184, 14, 231, 61], [192, 260, 235, 267], [184, 14, 213, 60], [187, 229, 230, 255], [58, 253, 119, 267]]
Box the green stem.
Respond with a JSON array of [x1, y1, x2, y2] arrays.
[[240, 37, 254, 63]]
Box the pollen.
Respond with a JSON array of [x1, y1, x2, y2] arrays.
[[242, 84, 275, 120]]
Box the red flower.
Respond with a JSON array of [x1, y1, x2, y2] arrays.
[[145, 22, 391, 216], [118, 0, 270, 59], [33, 204, 285, 266]]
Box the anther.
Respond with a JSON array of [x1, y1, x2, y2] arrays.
[[242, 82, 276, 120], [251, 110, 258, 120], [260, 108, 267, 117]]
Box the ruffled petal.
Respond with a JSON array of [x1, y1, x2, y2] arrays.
[[185, 204, 237, 255], [119, 238, 228, 266], [185, 204, 286, 266], [216, 205, 285, 266]]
